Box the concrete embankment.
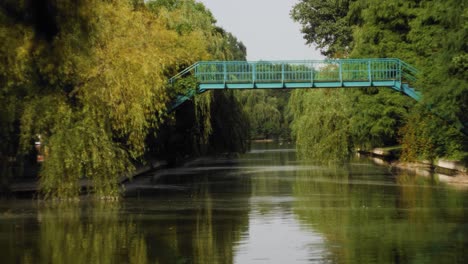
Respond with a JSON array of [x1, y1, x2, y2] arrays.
[[8, 159, 167, 195], [359, 148, 468, 187]]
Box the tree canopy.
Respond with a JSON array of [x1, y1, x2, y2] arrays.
[[290, 0, 467, 162]]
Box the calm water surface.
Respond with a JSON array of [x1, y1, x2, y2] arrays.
[[1, 142, 468, 263]]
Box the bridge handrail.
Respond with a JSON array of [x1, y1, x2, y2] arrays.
[[195, 58, 402, 64], [192, 58, 417, 85], [170, 59, 418, 84], [169, 58, 419, 102], [399, 60, 418, 83], [169, 62, 199, 84], [167, 58, 422, 112]]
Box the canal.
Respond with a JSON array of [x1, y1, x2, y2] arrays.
[[1, 142, 467, 263]]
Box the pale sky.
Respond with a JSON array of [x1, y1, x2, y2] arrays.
[[197, 0, 324, 61]]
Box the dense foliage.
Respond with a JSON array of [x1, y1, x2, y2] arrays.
[[236, 90, 291, 140], [0, 0, 249, 199], [147, 0, 250, 159], [291, 0, 467, 162], [289, 89, 353, 160], [291, 0, 354, 58]]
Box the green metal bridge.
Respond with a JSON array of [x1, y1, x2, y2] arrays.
[[169, 58, 420, 110]]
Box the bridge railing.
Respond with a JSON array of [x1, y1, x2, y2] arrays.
[[193, 58, 416, 85], [169, 58, 418, 97], [168, 58, 420, 110]]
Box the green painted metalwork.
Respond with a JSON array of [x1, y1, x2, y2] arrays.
[[169, 58, 420, 110]]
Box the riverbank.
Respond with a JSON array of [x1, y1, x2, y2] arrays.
[[6, 154, 235, 197], [359, 148, 468, 187], [6, 159, 167, 197]]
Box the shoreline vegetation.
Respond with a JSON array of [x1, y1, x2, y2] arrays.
[[290, 0, 467, 171], [7, 141, 468, 198]]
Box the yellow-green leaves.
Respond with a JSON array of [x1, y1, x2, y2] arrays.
[[0, 0, 214, 199], [19, 95, 132, 199], [2, 0, 249, 199]]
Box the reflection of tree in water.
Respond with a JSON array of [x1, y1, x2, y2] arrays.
[[292, 167, 468, 263], [246, 143, 297, 215], [9, 163, 251, 263], [34, 203, 148, 264], [26, 195, 249, 264], [141, 172, 251, 264], [192, 182, 242, 264]]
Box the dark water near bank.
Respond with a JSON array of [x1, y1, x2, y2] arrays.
[[1, 142, 468, 263]]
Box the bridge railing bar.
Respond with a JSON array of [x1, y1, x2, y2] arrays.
[[223, 62, 227, 85], [252, 63, 256, 83], [398, 59, 403, 84], [399, 60, 418, 83], [169, 62, 199, 84], [339, 61, 343, 85], [310, 62, 314, 86], [282, 63, 285, 85]]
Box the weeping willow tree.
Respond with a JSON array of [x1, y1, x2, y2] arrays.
[[147, 0, 250, 160], [0, 0, 248, 199], [289, 89, 353, 162], [236, 90, 291, 140]]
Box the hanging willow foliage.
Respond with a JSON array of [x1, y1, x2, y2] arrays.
[[289, 89, 353, 162], [0, 0, 228, 199], [193, 91, 213, 145], [0, 0, 250, 199]]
